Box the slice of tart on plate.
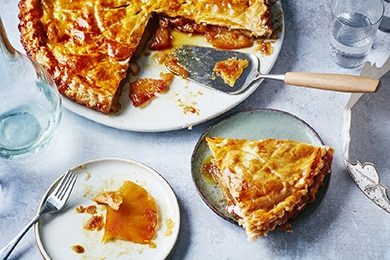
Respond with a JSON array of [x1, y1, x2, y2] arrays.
[[205, 137, 334, 240]]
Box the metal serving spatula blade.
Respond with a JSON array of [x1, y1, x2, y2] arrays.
[[174, 45, 380, 94], [174, 45, 262, 94]]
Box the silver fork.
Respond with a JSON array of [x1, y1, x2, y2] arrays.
[[0, 170, 78, 260]]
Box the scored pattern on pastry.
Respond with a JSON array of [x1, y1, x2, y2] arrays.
[[206, 137, 334, 239], [18, 0, 272, 113]]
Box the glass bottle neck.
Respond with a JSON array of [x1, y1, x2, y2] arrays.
[[0, 17, 16, 56]]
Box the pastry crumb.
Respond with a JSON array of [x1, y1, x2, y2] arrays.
[[78, 165, 87, 170], [75, 205, 97, 214], [93, 191, 123, 211], [177, 99, 200, 115], [149, 241, 157, 248], [84, 215, 104, 231], [183, 105, 199, 115], [256, 40, 274, 56], [165, 218, 175, 236], [82, 171, 91, 181], [71, 244, 85, 254]]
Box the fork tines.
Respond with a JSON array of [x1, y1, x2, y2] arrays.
[[52, 170, 78, 201]]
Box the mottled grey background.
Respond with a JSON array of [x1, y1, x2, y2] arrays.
[[0, 0, 390, 259]]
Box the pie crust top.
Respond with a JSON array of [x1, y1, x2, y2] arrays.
[[18, 0, 272, 113], [206, 137, 334, 239]]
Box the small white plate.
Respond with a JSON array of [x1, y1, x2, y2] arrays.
[[35, 158, 180, 260]]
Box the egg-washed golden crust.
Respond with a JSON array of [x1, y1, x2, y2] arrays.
[[206, 137, 334, 240], [152, 0, 273, 38], [19, 0, 272, 113], [18, 0, 150, 113]]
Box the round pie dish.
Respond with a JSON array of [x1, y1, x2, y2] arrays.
[[18, 0, 285, 132]]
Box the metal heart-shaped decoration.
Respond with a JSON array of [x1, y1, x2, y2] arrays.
[[347, 161, 390, 213]]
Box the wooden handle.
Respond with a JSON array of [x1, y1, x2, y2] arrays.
[[284, 72, 379, 93]]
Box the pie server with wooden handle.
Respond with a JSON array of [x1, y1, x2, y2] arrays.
[[173, 45, 380, 94]]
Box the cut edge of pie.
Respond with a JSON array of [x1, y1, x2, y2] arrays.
[[205, 137, 334, 240], [18, 0, 273, 113]]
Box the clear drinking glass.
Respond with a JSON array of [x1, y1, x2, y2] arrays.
[[330, 0, 385, 68], [0, 17, 62, 159]]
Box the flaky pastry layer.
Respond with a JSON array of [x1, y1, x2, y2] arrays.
[[18, 0, 272, 113], [206, 137, 334, 239]]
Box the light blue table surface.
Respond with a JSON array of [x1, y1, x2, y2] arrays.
[[1, 0, 389, 259]]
